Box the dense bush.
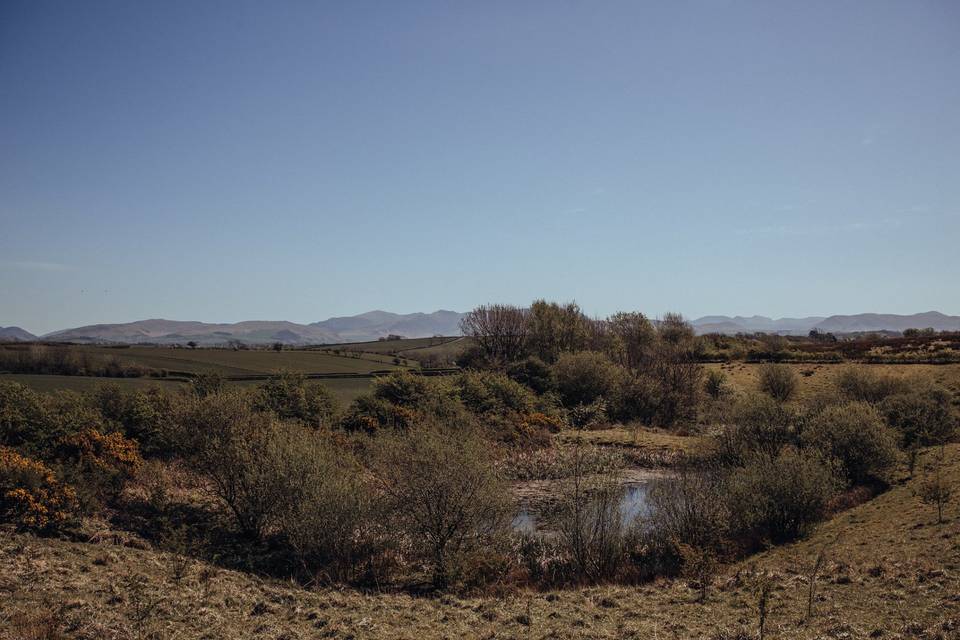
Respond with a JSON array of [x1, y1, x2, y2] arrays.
[[881, 386, 957, 449], [453, 370, 536, 416], [372, 371, 434, 408], [273, 428, 377, 584], [173, 391, 292, 539], [835, 367, 908, 404], [0, 446, 78, 532], [803, 402, 899, 486], [255, 371, 339, 428], [58, 428, 143, 509], [712, 394, 799, 466], [506, 356, 555, 394], [552, 351, 621, 407], [0, 382, 48, 451], [725, 447, 839, 546], [757, 364, 798, 402], [373, 424, 511, 588]]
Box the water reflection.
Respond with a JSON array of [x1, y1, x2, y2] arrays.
[[512, 481, 653, 533]]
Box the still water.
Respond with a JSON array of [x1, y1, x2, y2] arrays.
[[512, 481, 654, 534]]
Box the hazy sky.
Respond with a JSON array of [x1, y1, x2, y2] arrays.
[[2, 1, 959, 334]]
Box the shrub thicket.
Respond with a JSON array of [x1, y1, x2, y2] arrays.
[[835, 367, 908, 404], [552, 351, 621, 408], [712, 394, 798, 466], [0, 446, 78, 532], [803, 402, 899, 486], [255, 371, 339, 428], [725, 448, 839, 546], [757, 364, 798, 402], [373, 423, 511, 588], [881, 386, 957, 449]]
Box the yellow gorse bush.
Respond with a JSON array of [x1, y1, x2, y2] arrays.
[[0, 447, 78, 531], [61, 428, 143, 475]]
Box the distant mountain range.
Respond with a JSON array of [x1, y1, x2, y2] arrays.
[[0, 327, 37, 342], [26, 311, 467, 345], [690, 311, 960, 336], [3, 311, 959, 345]]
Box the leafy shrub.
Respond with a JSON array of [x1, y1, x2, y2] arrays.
[[190, 372, 224, 397], [506, 356, 555, 394], [58, 428, 143, 506], [0, 447, 77, 531], [372, 371, 433, 408], [725, 448, 839, 546], [552, 351, 621, 407], [757, 364, 798, 402], [373, 424, 511, 588], [712, 394, 798, 466], [835, 367, 908, 404], [0, 382, 48, 450], [803, 402, 899, 486], [881, 386, 957, 449], [273, 428, 378, 584], [610, 373, 660, 424], [453, 370, 536, 416], [255, 371, 339, 428], [704, 369, 728, 400]]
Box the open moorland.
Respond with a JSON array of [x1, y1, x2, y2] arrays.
[[2, 301, 959, 639], [3, 444, 958, 639]]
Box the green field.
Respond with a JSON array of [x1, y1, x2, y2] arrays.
[[0, 373, 188, 393], [64, 344, 407, 376], [1, 373, 373, 404], [318, 336, 470, 366]]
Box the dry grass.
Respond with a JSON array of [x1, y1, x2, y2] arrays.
[[707, 362, 960, 403], [4, 445, 958, 639]]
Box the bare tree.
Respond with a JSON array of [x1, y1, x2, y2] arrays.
[[460, 304, 529, 364]]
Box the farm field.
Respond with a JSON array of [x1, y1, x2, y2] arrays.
[[0, 373, 189, 393], [318, 336, 471, 366], [57, 345, 407, 376]]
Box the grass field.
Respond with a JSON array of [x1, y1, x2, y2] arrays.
[[62, 345, 407, 376], [3, 445, 957, 639], [707, 361, 960, 403], [317, 336, 471, 366], [0, 373, 373, 404]]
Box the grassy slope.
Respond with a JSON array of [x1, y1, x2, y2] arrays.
[[3, 446, 958, 639]]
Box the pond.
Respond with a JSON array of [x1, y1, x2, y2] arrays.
[[511, 470, 668, 534]]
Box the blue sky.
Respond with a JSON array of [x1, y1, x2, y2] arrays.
[[2, 1, 958, 334]]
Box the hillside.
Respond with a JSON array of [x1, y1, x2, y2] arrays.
[[40, 311, 466, 346], [2, 445, 957, 639], [0, 327, 37, 342], [692, 311, 960, 335]]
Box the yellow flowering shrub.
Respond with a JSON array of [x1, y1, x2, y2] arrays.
[[0, 447, 78, 531], [62, 428, 143, 475], [58, 429, 143, 502]]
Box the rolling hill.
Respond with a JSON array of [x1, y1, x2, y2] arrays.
[[39, 311, 466, 345], [0, 326, 37, 342], [691, 312, 960, 335]]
